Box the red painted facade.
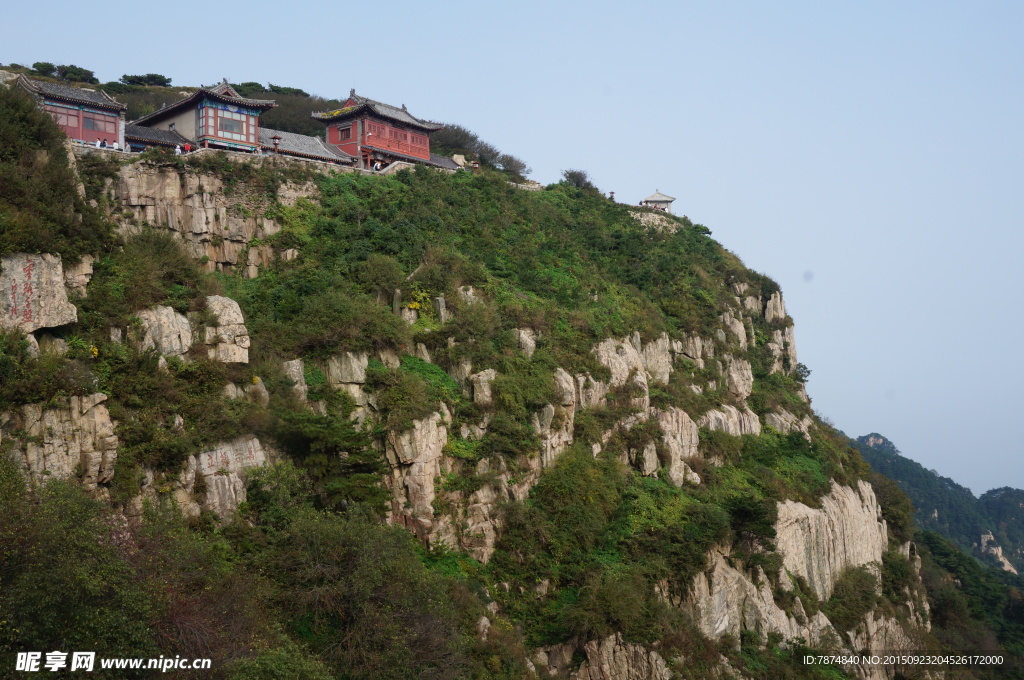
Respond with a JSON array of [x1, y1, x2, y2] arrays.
[[319, 94, 439, 167], [327, 118, 430, 161], [43, 102, 120, 144]]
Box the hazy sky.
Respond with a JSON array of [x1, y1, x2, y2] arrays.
[[6, 1, 1022, 494]]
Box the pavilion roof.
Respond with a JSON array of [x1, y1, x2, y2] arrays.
[[312, 90, 444, 131], [17, 75, 126, 112], [643, 190, 676, 203], [131, 80, 275, 126]]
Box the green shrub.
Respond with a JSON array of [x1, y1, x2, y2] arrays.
[[822, 566, 879, 633]]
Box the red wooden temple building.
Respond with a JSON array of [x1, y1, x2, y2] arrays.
[[16, 75, 127, 148], [313, 90, 457, 170]]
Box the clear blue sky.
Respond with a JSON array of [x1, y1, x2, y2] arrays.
[[6, 1, 1023, 494]]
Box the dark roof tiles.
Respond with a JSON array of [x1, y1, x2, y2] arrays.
[[313, 91, 444, 131], [259, 127, 353, 163], [124, 124, 191, 146], [17, 75, 126, 111]]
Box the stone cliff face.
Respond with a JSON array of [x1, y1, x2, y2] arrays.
[[109, 157, 321, 277], [1, 393, 118, 493], [775, 481, 889, 600], [1, 153, 933, 680]]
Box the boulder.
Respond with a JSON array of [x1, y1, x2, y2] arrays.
[[203, 295, 250, 363], [135, 305, 192, 356], [470, 368, 497, 406]]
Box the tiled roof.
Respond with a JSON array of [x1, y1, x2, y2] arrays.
[[643, 190, 676, 202], [131, 81, 275, 126], [363, 145, 460, 170], [312, 90, 444, 132], [124, 124, 191, 146], [17, 75, 126, 111], [259, 127, 353, 163], [429, 153, 461, 171]]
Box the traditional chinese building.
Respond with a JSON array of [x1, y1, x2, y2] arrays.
[[16, 75, 127, 148], [640, 190, 676, 213], [312, 90, 457, 170], [259, 127, 355, 165], [131, 80, 275, 152]]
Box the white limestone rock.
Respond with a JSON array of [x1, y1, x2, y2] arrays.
[[135, 305, 192, 356], [639, 333, 674, 385], [203, 295, 250, 363], [654, 407, 701, 485], [471, 368, 498, 406], [385, 408, 450, 537], [536, 634, 671, 680], [63, 254, 95, 297], [2, 393, 118, 490], [324, 351, 369, 385], [775, 480, 888, 600], [764, 409, 813, 438], [720, 311, 748, 350], [765, 290, 787, 323], [192, 434, 268, 517], [699, 405, 762, 437], [0, 253, 78, 333], [282, 359, 308, 402], [514, 328, 537, 357], [723, 355, 754, 400], [688, 547, 834, 644]]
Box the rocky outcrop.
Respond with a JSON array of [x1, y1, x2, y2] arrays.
[[775, 481, 888, 600], [536, 634, 671, 680], [689, 547, 834, 643], [203, 295, 250, 363], [533, 367, 577, 467], [63, 254, 95, 297], [766, 325, 798, 374], [385, 407, 450, 538], [114, 161, 318, 276], [514, 328, 537, 357], [981, 531, 1019, 574], [282, 359, 308, 401], [719, 311, 748, 350], [323, 351, 370, 417], [181, 434, 268, 517], [723, 355, 753, 400], [471, 369, 497, 406], [764, 409, 813, 437], [765, 291, 787, 323], [698, 406, 762, 437], [0, 253, 78, 333], [1, 394, 118, 491], [135, 305, 192, 356], [653, 407, 701, 485]]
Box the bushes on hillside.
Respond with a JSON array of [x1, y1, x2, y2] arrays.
[[0, 84, 114, 259]]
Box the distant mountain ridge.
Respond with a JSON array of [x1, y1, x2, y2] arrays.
[[854, 433, 1024, 574]]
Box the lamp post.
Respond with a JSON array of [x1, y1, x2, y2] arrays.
[[271, 134, 282, 155]]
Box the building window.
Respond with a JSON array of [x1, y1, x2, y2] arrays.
[[338, 126, 351, 141], [219, 118, 244, 134], [83, 117, 116, 133]]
